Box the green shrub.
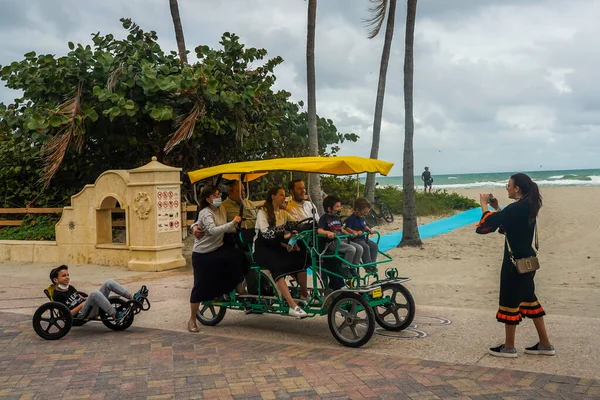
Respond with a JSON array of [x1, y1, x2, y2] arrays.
[[321, 177, 478, 216], [320, 176, 364, 206], [0, 214, 59, 240]]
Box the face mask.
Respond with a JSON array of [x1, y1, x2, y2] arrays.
[[58, 284, 69, 290], [212, 198, 222, 207]]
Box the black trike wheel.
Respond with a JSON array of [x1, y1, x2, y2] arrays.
[[373, 283, 415, 331], [328, 292, 375, 348], [102, 297, 135, 331], [380, 204, 394, 223], [32, 302, 73, 340], [196, 301, 227, 326]]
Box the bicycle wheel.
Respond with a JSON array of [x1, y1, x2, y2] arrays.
[[365, 210, 378, 227], [380, 203, 394, 223]]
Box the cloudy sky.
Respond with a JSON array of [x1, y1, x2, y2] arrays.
[[1, 0, 599, 176]]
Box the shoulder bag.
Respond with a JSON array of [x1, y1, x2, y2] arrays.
[[506, 223, 540, 274]]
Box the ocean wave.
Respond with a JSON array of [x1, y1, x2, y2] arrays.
[[548, 174, 588, 181], [447, 177, 458, 180], [380, 175, 600, 190]]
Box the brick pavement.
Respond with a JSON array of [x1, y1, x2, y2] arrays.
[[1, 311, 598, 400]]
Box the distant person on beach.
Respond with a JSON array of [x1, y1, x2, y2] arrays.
[[421, 167, 433, 193], [476, 173, 554, 358]]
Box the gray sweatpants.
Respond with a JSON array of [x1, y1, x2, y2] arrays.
[[338, 241, 364, 276], [78, 279, 131, 319]]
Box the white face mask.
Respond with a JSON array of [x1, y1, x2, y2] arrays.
[[212, 198, 222, 207], [58, 284, 69, 290]]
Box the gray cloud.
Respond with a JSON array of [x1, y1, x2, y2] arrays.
[[1, 0, 599, 175]]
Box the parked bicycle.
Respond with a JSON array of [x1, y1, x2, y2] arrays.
[[365, 195, 394, 227]]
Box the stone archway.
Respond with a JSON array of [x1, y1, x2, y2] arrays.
[[96, 195, 127, 246]]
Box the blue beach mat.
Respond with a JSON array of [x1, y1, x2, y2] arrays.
[[378, 207, 484, 252]]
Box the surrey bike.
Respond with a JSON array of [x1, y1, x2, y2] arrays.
[[187, 156, 415, 347]]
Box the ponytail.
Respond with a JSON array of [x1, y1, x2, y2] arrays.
[[510, 173, 542, 218]]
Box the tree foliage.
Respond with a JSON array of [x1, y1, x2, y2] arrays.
[[0, 19, 356, 207]]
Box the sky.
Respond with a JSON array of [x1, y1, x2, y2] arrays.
[[1, 0, 599, 176]]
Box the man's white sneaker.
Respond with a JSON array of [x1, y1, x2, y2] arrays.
[[288, 306, 308, 318]]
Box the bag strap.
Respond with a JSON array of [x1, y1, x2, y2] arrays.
[[505, 220, 538, 264]]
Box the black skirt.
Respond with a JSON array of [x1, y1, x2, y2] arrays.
[[253, 244, 308, 281], [190, 246, 245, 303], [496, 258, 545, 325]]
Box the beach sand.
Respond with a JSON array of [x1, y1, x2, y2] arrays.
[[377, 186, 600, 318]]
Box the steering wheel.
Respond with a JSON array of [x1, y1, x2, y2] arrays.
[[296, 217, 315, 226]]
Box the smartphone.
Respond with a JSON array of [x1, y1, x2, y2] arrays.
[[487, 194, 495, 203]]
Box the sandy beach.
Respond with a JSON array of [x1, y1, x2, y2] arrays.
[[378, 186, 600, 318]]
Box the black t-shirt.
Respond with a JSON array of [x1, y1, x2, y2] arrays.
[[53, 286, 85, 310], [422, 171, 432, 184]]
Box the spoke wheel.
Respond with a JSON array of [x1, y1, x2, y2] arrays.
[[328, 292, 375, 348], [380, 204, 394, 223], [365, 210, 378, 228], [196, 301, 227, 326], [32, 302, 72, 340], [102, 297, 135, 331], [373, 283, 415, 331]]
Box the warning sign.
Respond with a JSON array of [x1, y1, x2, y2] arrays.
[[156, 185, 180, 233]]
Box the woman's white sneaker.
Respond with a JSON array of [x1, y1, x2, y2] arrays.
[[288, 306, 308, 318]]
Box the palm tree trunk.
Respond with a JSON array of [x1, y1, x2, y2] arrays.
[[365, 0, 397, 203], [398, 0, 421, 247], [306, 0, 324, 214], [169, 0, 188, 64]]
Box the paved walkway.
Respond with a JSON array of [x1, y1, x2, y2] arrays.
[[1, 312, 598, 400]]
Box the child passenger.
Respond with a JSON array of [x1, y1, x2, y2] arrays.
[[318, 195, 363, 278], [344, 197, 379, 273]]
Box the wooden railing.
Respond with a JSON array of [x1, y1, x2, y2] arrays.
[[0, 205, 201, 229], [0, 202, 266, 229], [0, 208, 63, 227]]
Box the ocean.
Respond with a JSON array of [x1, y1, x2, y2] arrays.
[[369, 169, 600, 190]]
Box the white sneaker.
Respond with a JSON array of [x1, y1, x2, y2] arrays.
[[288, 306, 308, 319]]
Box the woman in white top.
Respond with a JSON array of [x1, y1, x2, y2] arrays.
[[253, 187, 309, 318], [188, 185, 246, 332]]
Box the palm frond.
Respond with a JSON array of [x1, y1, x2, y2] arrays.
[[40, 83, 85, 187], [364, 0, 388, 39], [107, 65, 123, 92], [164, 101, 205, 154]]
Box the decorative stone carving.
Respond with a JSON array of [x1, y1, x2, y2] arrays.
[[134, 192, 151, 220]]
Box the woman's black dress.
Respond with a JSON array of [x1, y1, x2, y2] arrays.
[[253, 209, 309, 281], [476, 200, 545, 325], [190, 208, 245, 303]]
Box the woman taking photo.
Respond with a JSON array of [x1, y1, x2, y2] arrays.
[[188, 185, 246, 332], [253, 186, 310, 318], [476, 173, 554, 358]]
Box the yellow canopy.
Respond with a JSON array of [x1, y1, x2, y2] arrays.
[[188, 156, 394, 184], [221, 173, 267, 182]]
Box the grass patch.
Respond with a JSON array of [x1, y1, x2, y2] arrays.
[[0, 214, 59, 240], [321, 176, 478, 217]]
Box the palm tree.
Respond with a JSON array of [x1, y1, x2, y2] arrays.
[[398, 0, 421, 247], [169, 0, 188, 64], [306, 0, 324, 214], [364, 0, 397, 202]]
